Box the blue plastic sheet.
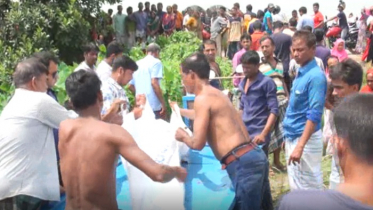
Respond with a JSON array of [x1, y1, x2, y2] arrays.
[[45, 145, 234, 210]]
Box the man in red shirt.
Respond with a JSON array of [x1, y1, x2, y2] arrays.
[[313, 3, 324, 29], [250, 21, 265, 51]]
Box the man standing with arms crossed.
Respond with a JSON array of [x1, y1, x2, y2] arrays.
[[59, 70, 186, 210], [283, 30, 327, 190], [175, 52, 273, 210]]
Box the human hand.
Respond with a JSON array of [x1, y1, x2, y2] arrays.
[[288, 145, 304, 165], [175, 128, 188, 142], [135, 94, 146, 107], [110, 99, 126, 113], [159, 104, 167, 118], [174, 166, 187, 182], [253, 134, 266, 145], [169, 101, 178, 112]]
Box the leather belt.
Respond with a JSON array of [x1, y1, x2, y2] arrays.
[[220, 142, 256, 170]]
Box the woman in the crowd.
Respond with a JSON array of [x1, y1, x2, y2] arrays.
[[185, 11, 203, 40], [360, 68, 373, 93], [147, 10, 160, 43], [162, 6, 176, 36], [331, 39, 348, 61], [362, 7, 373, 63], [355, 8, 369, 54]]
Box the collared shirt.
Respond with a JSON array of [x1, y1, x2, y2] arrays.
[[96, 60, 112, 82], [227, 16, 244, 42], [239, 72, 279, 143], [129, 55, 163, 111], [289, 57, 325, 80], [232, 48, 247, 69], [47, 89, 60, 161], [251, 31, 265, 51], [296, 14, 315, 31], [283, 59, 327, 140], [74, 61, 96, 74], [0, 89, 77, 201], [210, 16, 227, 39], [101, 77, 129, 115], [133, 11, 148, 31], [259, 57, 286, 101]]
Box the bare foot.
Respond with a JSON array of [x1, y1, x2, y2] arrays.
[[273, 162, 286, 172]]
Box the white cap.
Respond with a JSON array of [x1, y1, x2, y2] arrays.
[[235, 64, 243, 73]]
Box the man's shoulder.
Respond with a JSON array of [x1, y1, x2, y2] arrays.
[[278, 190, 335, 210]]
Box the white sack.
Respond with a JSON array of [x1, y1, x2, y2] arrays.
[[121, 101, 189, 210]]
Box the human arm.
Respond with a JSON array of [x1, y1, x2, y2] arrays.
[[101, 98, 126, 124], [288, 74, 327, 165], [266, 16, 272, 31], [124, 17, 130, 36], [227, 19, 231, 42], [151, 62, 166, 115], [170, 101, 195, 120], [253, 80, 278, 144], [296, 17, 302, 30], [241, 17, 244, 34], [113, 125, 187, 183], [175, 96, 209, 150], [282, 79, 290, 98]]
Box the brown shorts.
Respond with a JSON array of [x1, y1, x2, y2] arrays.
[[0, 195, 47, 210]]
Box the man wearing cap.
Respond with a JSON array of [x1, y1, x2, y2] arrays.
[[264, 4, 275, 35], [324, 3, 349, 40]]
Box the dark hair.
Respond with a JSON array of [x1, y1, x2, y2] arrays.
[[220, 6, 226, 12], [329, 58, 363, 89], [260, 36, 275, 46], [112, 55, 138, 72], [127, 6, 133, 13], [273, 21, 284, 30], [108, 9, 113, 13], [240, 51, 260, 65], [302, 25, 313, 32], [313, 3, 320, 7], [299, 7, 307, 14], [65, 70, 101, 110], [82, 43, 99, 54], [181, 52, 210, 80], [292, 10, 297, 14], [314, 29, 325, 42], [32, 51, 59, 68], [106, 41, 124, 58], [334, 94, 373, 163], [251, 13, 257, 18], [246, 4, 252, 11], [240, 34, 252, 42], [274, 5, 281, 14], [145, 2, 150, 5], [257, 10, 264, 18], [289, 17, 297, 27], [327, 55, 339, 63], [253, 20, 262, 30], [292, 30, 316, 48], [203, 39, 217, 49], [157, 2, 162, 6], [234, 3, 240, 8], [117, 5, 122, 10], [13, 58, 49, 88]]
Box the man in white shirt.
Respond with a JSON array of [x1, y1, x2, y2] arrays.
[[96, 41, 124, 82], [129, 43, 167, 119], [74, 43, 99, 73], [0, 58, 77, 209], [101, 55, 143, 124]]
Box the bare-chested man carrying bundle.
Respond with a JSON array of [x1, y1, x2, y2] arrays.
[[174, 52, 273, 210], [59, 70, 186, 210]]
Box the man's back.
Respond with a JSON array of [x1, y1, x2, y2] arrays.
[[316, 45, 331, 68], [197, 85, 250, 159], [278, 190, 373, 210], [271, 32, 292, 72], [130, 55, 163, 111], [59, 118, 120, 210]]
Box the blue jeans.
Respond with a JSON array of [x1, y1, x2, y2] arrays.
[[226, 147, 273, 210]]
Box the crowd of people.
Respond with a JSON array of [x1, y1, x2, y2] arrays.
[[1, 1, 373, 210]]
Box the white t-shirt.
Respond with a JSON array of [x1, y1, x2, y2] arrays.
[[96, 60, 112, 82], [74, 61, 96, 74], [0, 89, 78, 201]]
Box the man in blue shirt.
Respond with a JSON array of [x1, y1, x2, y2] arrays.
[[283, 30, 327, 190], [263, 4, 274, 35], [296, 7, 315, 31], [129, 43, 167, 119], [239, 50, 278, 156]]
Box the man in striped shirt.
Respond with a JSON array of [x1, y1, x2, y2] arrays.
[[259, 36, 289, 171]]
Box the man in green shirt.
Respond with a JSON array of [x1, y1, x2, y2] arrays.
[[113, 5, 127, 45], [125, 7, 136, 49]]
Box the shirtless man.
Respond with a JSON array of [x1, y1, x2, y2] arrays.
[[60, 70, 186, 210], [174, 52, 272, 210]]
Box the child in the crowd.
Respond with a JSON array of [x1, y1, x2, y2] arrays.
[[360, 68, 373, 93]]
